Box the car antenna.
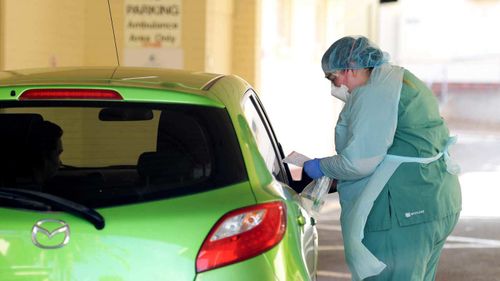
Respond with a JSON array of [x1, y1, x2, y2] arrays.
[[107, 0, 120, 66]]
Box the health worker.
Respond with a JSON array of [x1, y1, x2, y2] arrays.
[[303, 35, 462, 281]]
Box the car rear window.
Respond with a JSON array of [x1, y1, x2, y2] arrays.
[[0, 101, 247, 208]]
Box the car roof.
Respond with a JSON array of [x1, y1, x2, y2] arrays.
[[0, 66, 225, 92], [0, 66, 253, 117]]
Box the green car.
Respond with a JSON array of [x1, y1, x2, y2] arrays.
[[0, 67, 318, 281]]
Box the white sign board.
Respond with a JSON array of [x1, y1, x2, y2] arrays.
[[123, 48, 184, 69], [124, 0, 181, 48]]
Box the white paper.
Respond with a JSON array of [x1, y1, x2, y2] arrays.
[[283, 151, 311, 167]]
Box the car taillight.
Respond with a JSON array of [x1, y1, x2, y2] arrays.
[[196, 201, 287, 273], [19, 89, 123, 100]]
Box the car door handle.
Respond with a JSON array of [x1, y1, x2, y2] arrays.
[[297, 215, 306, 226]]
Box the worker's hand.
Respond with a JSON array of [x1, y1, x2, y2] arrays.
[[303, 158, 324, 179]]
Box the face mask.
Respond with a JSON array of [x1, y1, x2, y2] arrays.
[[331, 84, 349, 102]]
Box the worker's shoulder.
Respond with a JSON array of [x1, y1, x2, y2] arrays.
[[402, 69, 419, 90], [401, 69, 433, 95], [399, 69, 439, 114]]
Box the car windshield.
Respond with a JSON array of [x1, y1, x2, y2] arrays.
[[0, 101, 247, 208]]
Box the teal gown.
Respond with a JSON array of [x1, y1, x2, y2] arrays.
[[319, 64, 461, 280]]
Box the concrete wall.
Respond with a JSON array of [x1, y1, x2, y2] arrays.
[[2, 0, 87, 68], [0, 0, 261, 87], [85, 0, 122, 66]]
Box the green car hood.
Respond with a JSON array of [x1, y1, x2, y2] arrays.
[[0, 182, 256, 281]]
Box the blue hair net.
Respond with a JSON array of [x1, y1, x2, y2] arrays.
[[321, 36, 389, 73]]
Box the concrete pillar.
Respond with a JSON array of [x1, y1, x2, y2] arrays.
[[231, 0, 261, 89], [85, 0, 122, 66], [205, 0, 233, 74], [0, 0, 4, 69], [183, 0, 208, 71], [327, 0, 379, 43]]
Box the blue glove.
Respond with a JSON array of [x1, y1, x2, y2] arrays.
[[303, 158, 324, 179]]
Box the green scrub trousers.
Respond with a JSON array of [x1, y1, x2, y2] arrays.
[[363, 206, 460, 281]]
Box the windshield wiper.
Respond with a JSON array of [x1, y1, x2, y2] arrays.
[[0, 193, 52, 210], [0, 188, 105, 230]]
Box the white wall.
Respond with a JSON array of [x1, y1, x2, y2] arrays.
[[379, 0, 500, 84], [260, 0, 336, 159], [260, 0, 379, 159]]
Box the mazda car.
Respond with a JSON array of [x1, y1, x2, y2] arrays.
[[0, 67, 318, 281]]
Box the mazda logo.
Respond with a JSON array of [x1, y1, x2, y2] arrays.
[[32, 219, 70, 249]]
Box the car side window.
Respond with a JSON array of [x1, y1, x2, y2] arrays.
[[242, 92, 287, 183]]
